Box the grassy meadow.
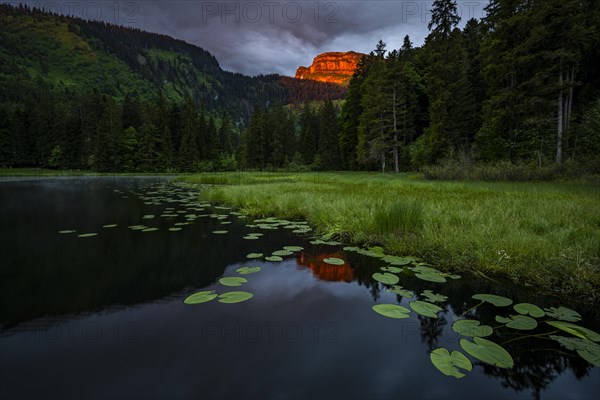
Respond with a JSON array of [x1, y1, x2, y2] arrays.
[[180, 172, 600, 301]]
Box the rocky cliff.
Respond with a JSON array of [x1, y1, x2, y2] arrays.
[[295, 51, 365, 86]]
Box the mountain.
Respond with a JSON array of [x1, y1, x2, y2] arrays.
[[0, 4, 345, 121], [295, 52, 366, 86]]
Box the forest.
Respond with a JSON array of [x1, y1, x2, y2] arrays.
[[1, 1, 599, 175]]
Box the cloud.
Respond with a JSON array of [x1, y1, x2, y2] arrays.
[[19, 1, 488, 76]]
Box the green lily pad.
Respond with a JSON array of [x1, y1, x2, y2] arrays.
[[460, 337, 514, 368], [372, 304, 411, 319], [212, 230, 228, 234], [169, 227, 182, 232], [102, 224, 117, 228], [381, 255, 413, 266], [415, 272, 446, 283], [218, 291, 254, 303], [128, 225, 146, 230], [372, 272, 400, 285], [412, 265, 442, 274], [550, 336, 600, 367], [495, 314, 537, 330], [387, 286, 414, 298], [78, 233, 97, 237], [246, 253, 263, 259], [472, 294, 512, 307], [236, 266, 261, 275], [219, 277, 248, 287], [243, 235, 259, 240], [283, 246, 304, 252], [142, 227, 158, 232], [452, 319, 493, 337], [421, 290, 448, 303], [381, 266, 403, 273], [142, 214, 155, 219], [430, 348, 473, 378], [544, 306, 582, 322], [513, 303, 545, 318], [410, 301, 443, 319], [58, 230, 76, 234], [184, 290, 218, 304], [265, 256, 283, 262], [272, 249, 294, 257], [546, 321, 600, 342], [324, 257, 345, 265]]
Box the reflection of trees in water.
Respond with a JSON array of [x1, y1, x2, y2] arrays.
[[418, 313, 448, 351]]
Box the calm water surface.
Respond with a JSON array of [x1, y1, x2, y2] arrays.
[[0, 178, 598, 399]]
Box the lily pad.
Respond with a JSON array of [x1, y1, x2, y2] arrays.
[[324, 257, 345, 265], [415, 272, 446, 283], [452, 319, 493, 337], [243, 235, 259, 240], [212, 230, 228, 234], [142, 227, 158, 232], [372, 304, 411, 319], [550, 336, 600, 367], [58, 230, 76, 234], [513, 303, 545, 318], [388, 286, 414, 298], [219, 277, 248, 287], [218, 291, 254, 304], [430, 348, 473, 378], [546, 321, 600, 342], [236, 266, 261, 275], [372, 272, 400, 285], [246, 253, 263, 259], [410, 301, 443, 319], [495, 315, 538, 330], [272, 249, 294, 257], [472, 294, 512, 307], [421, 290, 448, 303], [381, 255, 413, 266], [169, 227, 182, 232], [381, 266, 403, 273], [283, 246, 304, 252], [102, 224, 117, 228], [544, 306, 582, 322], [184, 290, 218, 304], [460, 337, 514, 368], [265, 256, 283, 262], [142, 214, 155, 219], [78, 233, 97, 237]]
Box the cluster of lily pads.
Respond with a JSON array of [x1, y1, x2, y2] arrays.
[[184, 266, 261, 304], [362, 246, 600, 377]]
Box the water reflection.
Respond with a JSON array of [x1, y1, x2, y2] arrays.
[[296, 251, 354, 282]]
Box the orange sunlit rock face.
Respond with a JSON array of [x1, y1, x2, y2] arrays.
[[295, 51, 366, 86], [296, 252, 354, 282]]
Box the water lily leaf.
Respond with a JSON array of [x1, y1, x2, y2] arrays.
[[372, 304, 411, 319], [265, 256, 283, 262], [495, 315, 537, 330], [381, 266, 403, 273], [218, 291, 254, 303], [546, 321, 600, 342], [430, 348, 473, 378], [212, 230, 228, 234], [415, 272, 446, 283], [142, 214, 155, 219], [446, 274, 462, 280], [356, 249, 386, 258], [387, 286, 414, 298], [421, 290, 448, 303], [78, 233, 97, 237], [381, 255, 413, 266], [142, 227, 158, 232], [219, 277, 247, 287], [236, 266, 261, 275], [472, 294, 512, 307], [246, 253, 263, 259], [184, 290, 218, 304], [452, 319, 493, 337], [243, 236, 259, 240], [58, 230, 76, 234], [412, 265, 442, 274], [544, 306, 582, 322], [128, 225, 146, 230], [460, 337, 514, 368], [343, 246, 361, 252], [283, 246, 304, 252], [550, 336, 600, 367], [272, 249, 294, 257], [169, 227, 182, 232], [372, 272, 400, 285], [324, 257, 345, 265], [513, 303, 545, 318], [410, 301, 443, 318], [102, 224, 117, 228]]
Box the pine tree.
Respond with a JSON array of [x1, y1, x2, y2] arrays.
[[178, 96, 199, 171], [94, 96, 122, 172], [318, 100, 341, 170]]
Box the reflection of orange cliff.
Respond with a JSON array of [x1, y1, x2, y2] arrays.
[[296, 252, 353, 282]]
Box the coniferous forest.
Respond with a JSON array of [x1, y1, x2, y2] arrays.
[[1, 1, 599, 174]]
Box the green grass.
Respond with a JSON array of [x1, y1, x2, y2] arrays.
[[180, 172, 600, 301]]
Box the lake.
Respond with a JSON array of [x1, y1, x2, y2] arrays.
[[0, 177, 598, 399]]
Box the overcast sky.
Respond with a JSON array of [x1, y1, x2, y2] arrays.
[[15, 1, 489, 76]]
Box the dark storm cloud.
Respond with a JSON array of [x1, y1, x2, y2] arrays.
[[16, 1, 488, 76]]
